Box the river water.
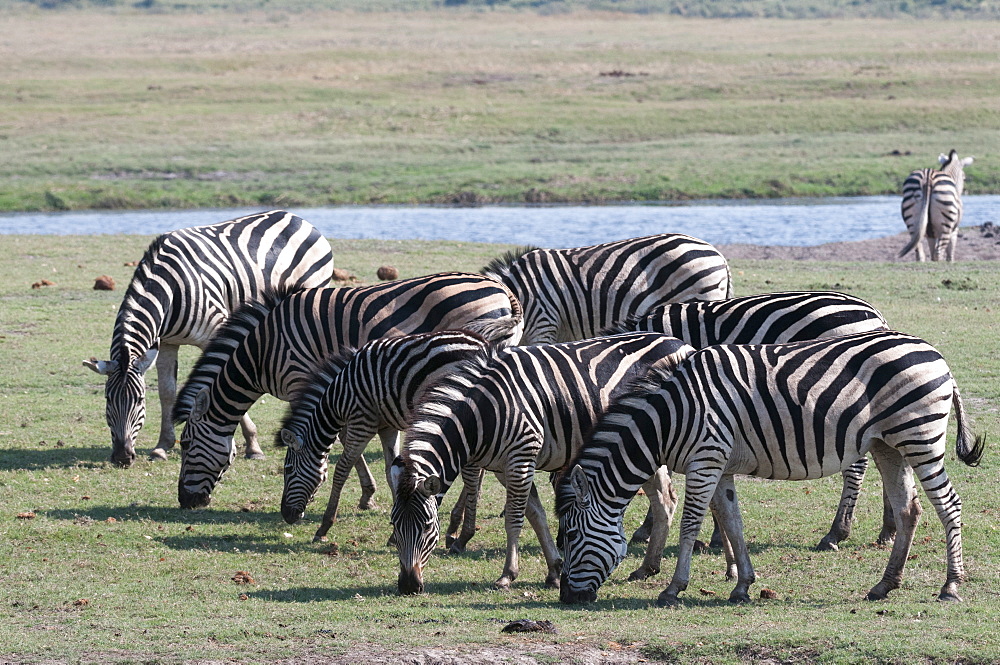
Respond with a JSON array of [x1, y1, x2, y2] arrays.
[[2, 196, 999, 247]]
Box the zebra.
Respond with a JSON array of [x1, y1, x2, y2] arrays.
[[899, 150, 974, 262], [390, 332, 696, 595], [614, 290, 894, 550], [83, 210, 334, 468], [279, 330, 493, 544], [482, 233, 733, 345], [172, 272, 523, 509], [556, 331, 985, 606]]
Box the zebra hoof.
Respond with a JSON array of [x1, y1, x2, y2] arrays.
[[148, 448, 169, 462], [627, 566, 659, 582], [814, 538, 839, 552], [245, 451, 266, 461], [937, 591, 963, 602], [864, 589, 890, 601], [728, 590, 751, 603], [448, 542, 466, 555], [655, 591, 681, 608]]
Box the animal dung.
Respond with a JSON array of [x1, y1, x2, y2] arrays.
[[231, 571, 255, 585], [760, 588, 779, 599], [15, 511, 36, 520], [31, 279, 55, 289], [501, 619, 558, 634], [331, 268, 355, 282], [93, 275, 116, 291], [377, 265, 399, 281]]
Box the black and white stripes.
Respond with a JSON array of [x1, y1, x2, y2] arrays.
[[556, 331, 984, 605], [83, 210, 333, 467], [172, 273, 523, 509], [483, 234, 732, 344], [899, 150, 974, 262]]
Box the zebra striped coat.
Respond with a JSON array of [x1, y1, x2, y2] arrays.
[[556, 331, 985, 606], [172, 273, 523, 509], [616, 290, 891, 550], [899, 150, 974, 262], [482, 234, 733, 345], [279, 330, 492, 543], [83, 211, 333, 467], [390, 333, 695, 595]]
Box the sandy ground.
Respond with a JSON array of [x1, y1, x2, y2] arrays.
[[718, 223, 1000, 261]]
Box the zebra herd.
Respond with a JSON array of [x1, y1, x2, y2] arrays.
[[86, 171, 985, 608]]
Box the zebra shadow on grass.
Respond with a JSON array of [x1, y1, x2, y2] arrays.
[[0, 445, 114, 471], [251, 580, 482, 603]]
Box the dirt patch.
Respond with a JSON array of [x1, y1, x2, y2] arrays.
[[283, 643, 649, 665], [718, 225, 1000, 262]]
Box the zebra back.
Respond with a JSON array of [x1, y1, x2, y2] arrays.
[[614, 291, 887, 347], [483, 234, 732, 344]]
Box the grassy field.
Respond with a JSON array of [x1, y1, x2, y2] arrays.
[[2, 10, 999, 211], [1, 233, 998, 663]]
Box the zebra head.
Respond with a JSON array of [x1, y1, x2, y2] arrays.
[[176, 387, 236, 509], [83, 345, 158, 468], [556, 464, 628, 604], [938, 150, 975, 196], [390, 457, 442, 595], [279, 427, 330, 524]]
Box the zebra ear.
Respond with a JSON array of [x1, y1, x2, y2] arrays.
[[389, 456, 405, 494], [83, 357, 118, 376], [280, 428, 302, 452], [938, 153, 949, 165], [192, 388, 211, 420], [569, 464, 593, 510], [132, 347, 158, 375], [962, 156, 974, 167], [417, 475, 442, 498]]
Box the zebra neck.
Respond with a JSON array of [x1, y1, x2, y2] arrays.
[[406, 440, 466, 492], [111, 270, 177, 360]]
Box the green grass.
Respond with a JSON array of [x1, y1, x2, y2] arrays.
[[1, 234, 999, 663], [1, 11, 999, 211]]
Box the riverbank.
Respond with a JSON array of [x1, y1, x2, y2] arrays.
[[720, 224, 1000, 261], [3, 11, 999, 212]]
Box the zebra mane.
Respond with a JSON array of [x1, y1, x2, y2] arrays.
[[401, 348, 495, 463], [275, 346, 359, 444], [480, 246, 540, 279], [172, 288, 292, 423], [110, 234, 174, 364], [597, 321, 638, 337]]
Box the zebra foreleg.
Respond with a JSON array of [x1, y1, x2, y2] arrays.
[[448, 467, 485, 554], [239, 414, 263, 459], [149, 342, 180, 461], [523, 482, 562, 588], [657, 465, 723, 607], [492, 466, 539, 590], [628, 467, 676, 581], [864, 441, 922, 601], [710, 475, 755, 603]]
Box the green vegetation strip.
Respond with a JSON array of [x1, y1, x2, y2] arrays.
[[1, 234, 998, 663], [2, 11, 999, 211]]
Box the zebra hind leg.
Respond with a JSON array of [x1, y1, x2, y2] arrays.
[[864, 441, 922, 601]]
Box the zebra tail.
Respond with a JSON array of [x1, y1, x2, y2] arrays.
[[898, 176, 932, 259], [952, 384, 986, 467], [463, 282, 524, 348]]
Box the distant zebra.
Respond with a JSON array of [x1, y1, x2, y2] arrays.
[[899, 150, 974, 262], [556, 331, 985, 606], [83, 211, 334, 467], [172, 273, 523, 509], [279, 330, 492, 543], [482, 234, 732, 345], [391, 333, 695, 594], [615, 290, 893, 549]]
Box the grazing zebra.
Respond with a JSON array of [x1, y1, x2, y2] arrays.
[[482, 234, 732, 345], [390, 333, 695, 594], [615, 290, 893, 550], [83, 211, 334, 467], [556, 331, 985, 606], [172, 273, 523, 509], [279, 330, 492, 543], [899, 150, 974, 262]]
